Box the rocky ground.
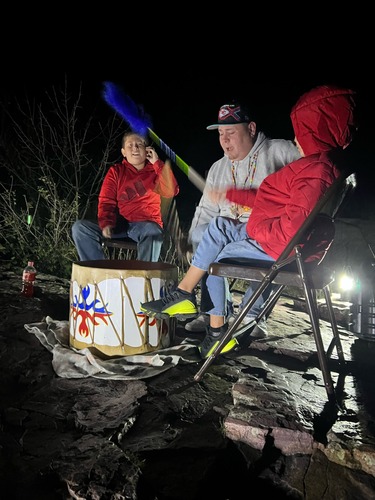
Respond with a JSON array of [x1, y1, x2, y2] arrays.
[[1, 261, 375, 499]]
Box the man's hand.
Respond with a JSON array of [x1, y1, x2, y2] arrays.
[[207, 188, 227, 204]]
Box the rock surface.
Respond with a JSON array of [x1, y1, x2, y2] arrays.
[[1, 262, 375, 499]]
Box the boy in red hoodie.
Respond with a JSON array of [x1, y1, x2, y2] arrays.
[[72, 131, 179, 262]]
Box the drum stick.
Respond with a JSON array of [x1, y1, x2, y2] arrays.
[[102, 82, 206, 193], [147, 129, 205, 193]]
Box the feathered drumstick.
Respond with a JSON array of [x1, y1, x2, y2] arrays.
[[102, 81, 206, 193]]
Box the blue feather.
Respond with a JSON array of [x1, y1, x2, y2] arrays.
[[102, 81, 153, 136]]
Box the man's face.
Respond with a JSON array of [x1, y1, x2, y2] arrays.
[[218, 123, 255, 161]]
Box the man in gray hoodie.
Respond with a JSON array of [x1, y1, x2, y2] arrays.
[[185, 101, 300, 335]]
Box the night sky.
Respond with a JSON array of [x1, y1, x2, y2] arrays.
[[2, 33, 374, 227]]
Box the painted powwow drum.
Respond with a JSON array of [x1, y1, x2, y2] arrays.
[[69, 260, 178, 357]]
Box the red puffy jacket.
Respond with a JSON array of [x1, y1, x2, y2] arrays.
[[226, 85, 357, 260]]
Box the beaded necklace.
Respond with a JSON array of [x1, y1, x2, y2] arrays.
[[230, 151, 259, 218]]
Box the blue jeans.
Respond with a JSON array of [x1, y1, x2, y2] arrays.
[[191, 217, 276, 318], [191, 223, 211, 312], [72, 219, 164, 262], [191, 223, 233, 316]]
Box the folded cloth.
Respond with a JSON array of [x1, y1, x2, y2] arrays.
[[24, 317, 200, 380]]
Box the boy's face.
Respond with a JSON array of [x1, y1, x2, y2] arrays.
[[294, 138, 304, 157], [121, 135, 147, 167]]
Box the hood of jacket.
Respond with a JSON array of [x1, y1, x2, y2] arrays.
[[290, 85, 357, 156]]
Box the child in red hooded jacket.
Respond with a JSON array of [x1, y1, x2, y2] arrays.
[[140, 85, 358, 358]]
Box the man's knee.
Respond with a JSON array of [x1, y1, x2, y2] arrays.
[[143, 222, 164, 240], [72, 220, 99, 240], [72, 220, 83, 238], [212, 216, 233, 231]]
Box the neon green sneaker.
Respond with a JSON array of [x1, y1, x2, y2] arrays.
[[140, 289, 198, 320], [198, 327, 238, 359]]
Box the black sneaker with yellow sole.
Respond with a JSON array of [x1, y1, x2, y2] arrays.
[[198, 327, 238, 359], [140, 288, 198, 320]]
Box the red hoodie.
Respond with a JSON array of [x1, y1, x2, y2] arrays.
[[226, 85, 357, 260], [98, 159, 179, 230]]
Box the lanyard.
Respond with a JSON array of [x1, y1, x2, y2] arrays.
[[230, 152, 258, 218]]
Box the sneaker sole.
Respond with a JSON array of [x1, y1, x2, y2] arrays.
[[198, 338, 238, 359], [139, 307, 198, 321], [163, 301, 197, 317], [140, 298, 198, 320]]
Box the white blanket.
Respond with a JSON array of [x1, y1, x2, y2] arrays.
[[24, 317, 201, 380]]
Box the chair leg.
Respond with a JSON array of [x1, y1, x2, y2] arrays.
[[323, 285, 346, 364], [296, 251, 336, 404], [304, 287, 337, 403], [257, 284, 285, 320]]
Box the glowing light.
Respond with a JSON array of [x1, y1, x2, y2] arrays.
[[338, 267, 355, 292]]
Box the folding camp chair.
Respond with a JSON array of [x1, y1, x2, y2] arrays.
[[101, 199, 176, 260], [194, 170, 356, 406], [102, 198, 189, 271], [102, 236, 138, 259]]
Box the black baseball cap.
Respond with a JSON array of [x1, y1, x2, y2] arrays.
[[206, 102, 252, 130]]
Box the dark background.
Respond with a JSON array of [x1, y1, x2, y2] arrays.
[[2, 29, 373, 228]]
